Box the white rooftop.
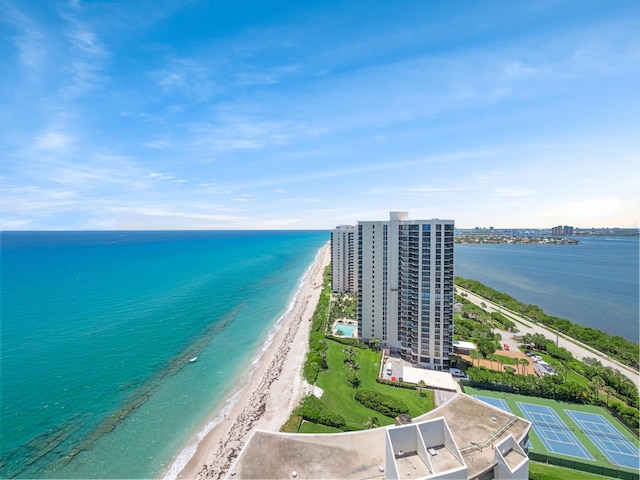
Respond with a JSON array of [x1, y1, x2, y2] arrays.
[[453, 340, 477, 350], [402, 366, 460, 392]]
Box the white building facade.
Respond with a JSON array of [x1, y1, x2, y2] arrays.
[[331, 225, 357, 293], [358, 212, 455, 370]]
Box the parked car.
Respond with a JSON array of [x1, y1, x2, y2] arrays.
[[503, 344, 510, 351]]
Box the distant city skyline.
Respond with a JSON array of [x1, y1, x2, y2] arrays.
[[1, 1, 639, 230]]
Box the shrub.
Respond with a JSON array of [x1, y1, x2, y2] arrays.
[[303, 359, 320, 384], [611, 402, 640, 428], [309, 333, 327, 352], [326, 335, 363, 348], [280, 414, 303, 433], [456, 276, 639, 369], [294, 395, 346, 429], [355, 389, 409, 418], [375, 378, 418, 390], [318, 409, 346, 428], [308, 354, 322, 365], [465, 366, 588, 402]]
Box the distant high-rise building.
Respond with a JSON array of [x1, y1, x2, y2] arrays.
[[551, 225, 574, 236], [358, 212, 455, 370], [331, 225, 356, 293]]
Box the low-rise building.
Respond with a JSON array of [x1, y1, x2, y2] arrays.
[[453, 340, 477, 355], [228, 393, 531, 480]]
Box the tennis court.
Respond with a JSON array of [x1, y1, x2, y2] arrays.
[[517, 402, 594, 460], [474, 395, 511, 413], [566, 410, 639, 469]]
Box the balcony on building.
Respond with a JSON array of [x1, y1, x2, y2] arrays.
[[386, 417, 467, 480]]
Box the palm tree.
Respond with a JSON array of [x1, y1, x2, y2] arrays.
[[531, 333, 547, 351], [591, 376, 605, 402], [487, 354, 497, 370], [470, 349, 482, 367], [343, 346, 356, 361], [518, 358, 530, 375], [604, 386, 615, 406], [449, 354, 462, 369], [417, 380, 427, 397], [554, 363, 568, 382], [348, 360, 360, 381]]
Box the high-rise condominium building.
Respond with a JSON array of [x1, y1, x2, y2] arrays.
[[358, 212, 455, 370], [331, 225, 356, 293], [551, 225, 574, 236]]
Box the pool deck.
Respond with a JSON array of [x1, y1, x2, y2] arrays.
[[332, 321, 358, 337]]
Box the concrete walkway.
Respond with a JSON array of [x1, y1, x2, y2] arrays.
[[455, 286, 640, 389], [433, 388, 457, 407]]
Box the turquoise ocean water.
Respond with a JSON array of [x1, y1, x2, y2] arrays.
[[1, 231, 328, 479], [455, 236, 639, 341], [1, 231, 637, 479]]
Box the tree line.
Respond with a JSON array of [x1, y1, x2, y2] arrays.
[[455, 277, 639, 368], [465, 366, 638, 428]]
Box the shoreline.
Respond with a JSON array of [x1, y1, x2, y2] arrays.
[[455, 237, 638, 342], [456, 285, 640, 387], [166, 242, 330, 480]]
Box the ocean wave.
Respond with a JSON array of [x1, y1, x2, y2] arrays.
[[161, 244, 325, 480]]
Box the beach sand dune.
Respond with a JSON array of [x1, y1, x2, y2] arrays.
[[176, 243, 330, 480]]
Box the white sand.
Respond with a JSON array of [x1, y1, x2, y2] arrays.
[[174, 243, 330, 480]]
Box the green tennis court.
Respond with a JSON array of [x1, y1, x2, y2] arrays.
[[463, 386, 639, 474]]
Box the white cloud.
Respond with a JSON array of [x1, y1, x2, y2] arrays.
[[143, 140, 173, 149], [67, 28, 103, 56], [363, 186, 458, 196], [235, 63, 302, 86], [152, 58, 217, 101], [2, 2, 47, 76], [157, 70, 185, 89], [58, 9, 109, 97], [502, 61, 546, 78], [187, 116, 295, 151], [35, 131, 74, 150], [232, 194, 254, 202], [492, 188, 534, 197]]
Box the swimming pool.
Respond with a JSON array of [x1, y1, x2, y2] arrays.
[[334, 323, 357, 337]]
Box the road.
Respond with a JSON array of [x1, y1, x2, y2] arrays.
[[455, 286, 640, 389]]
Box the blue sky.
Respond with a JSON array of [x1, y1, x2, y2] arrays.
[[1, 0, 639, 230]]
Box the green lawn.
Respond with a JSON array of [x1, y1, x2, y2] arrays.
[[529, 461, 611, 480], [494, 354, 517, 365], [566, 369, 591, 389], [298, 421, 343, 434], [314, 339, 433, 430], [464, 386, 639, 474]]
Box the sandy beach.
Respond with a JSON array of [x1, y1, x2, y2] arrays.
[[173, 243, 330, 480]]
